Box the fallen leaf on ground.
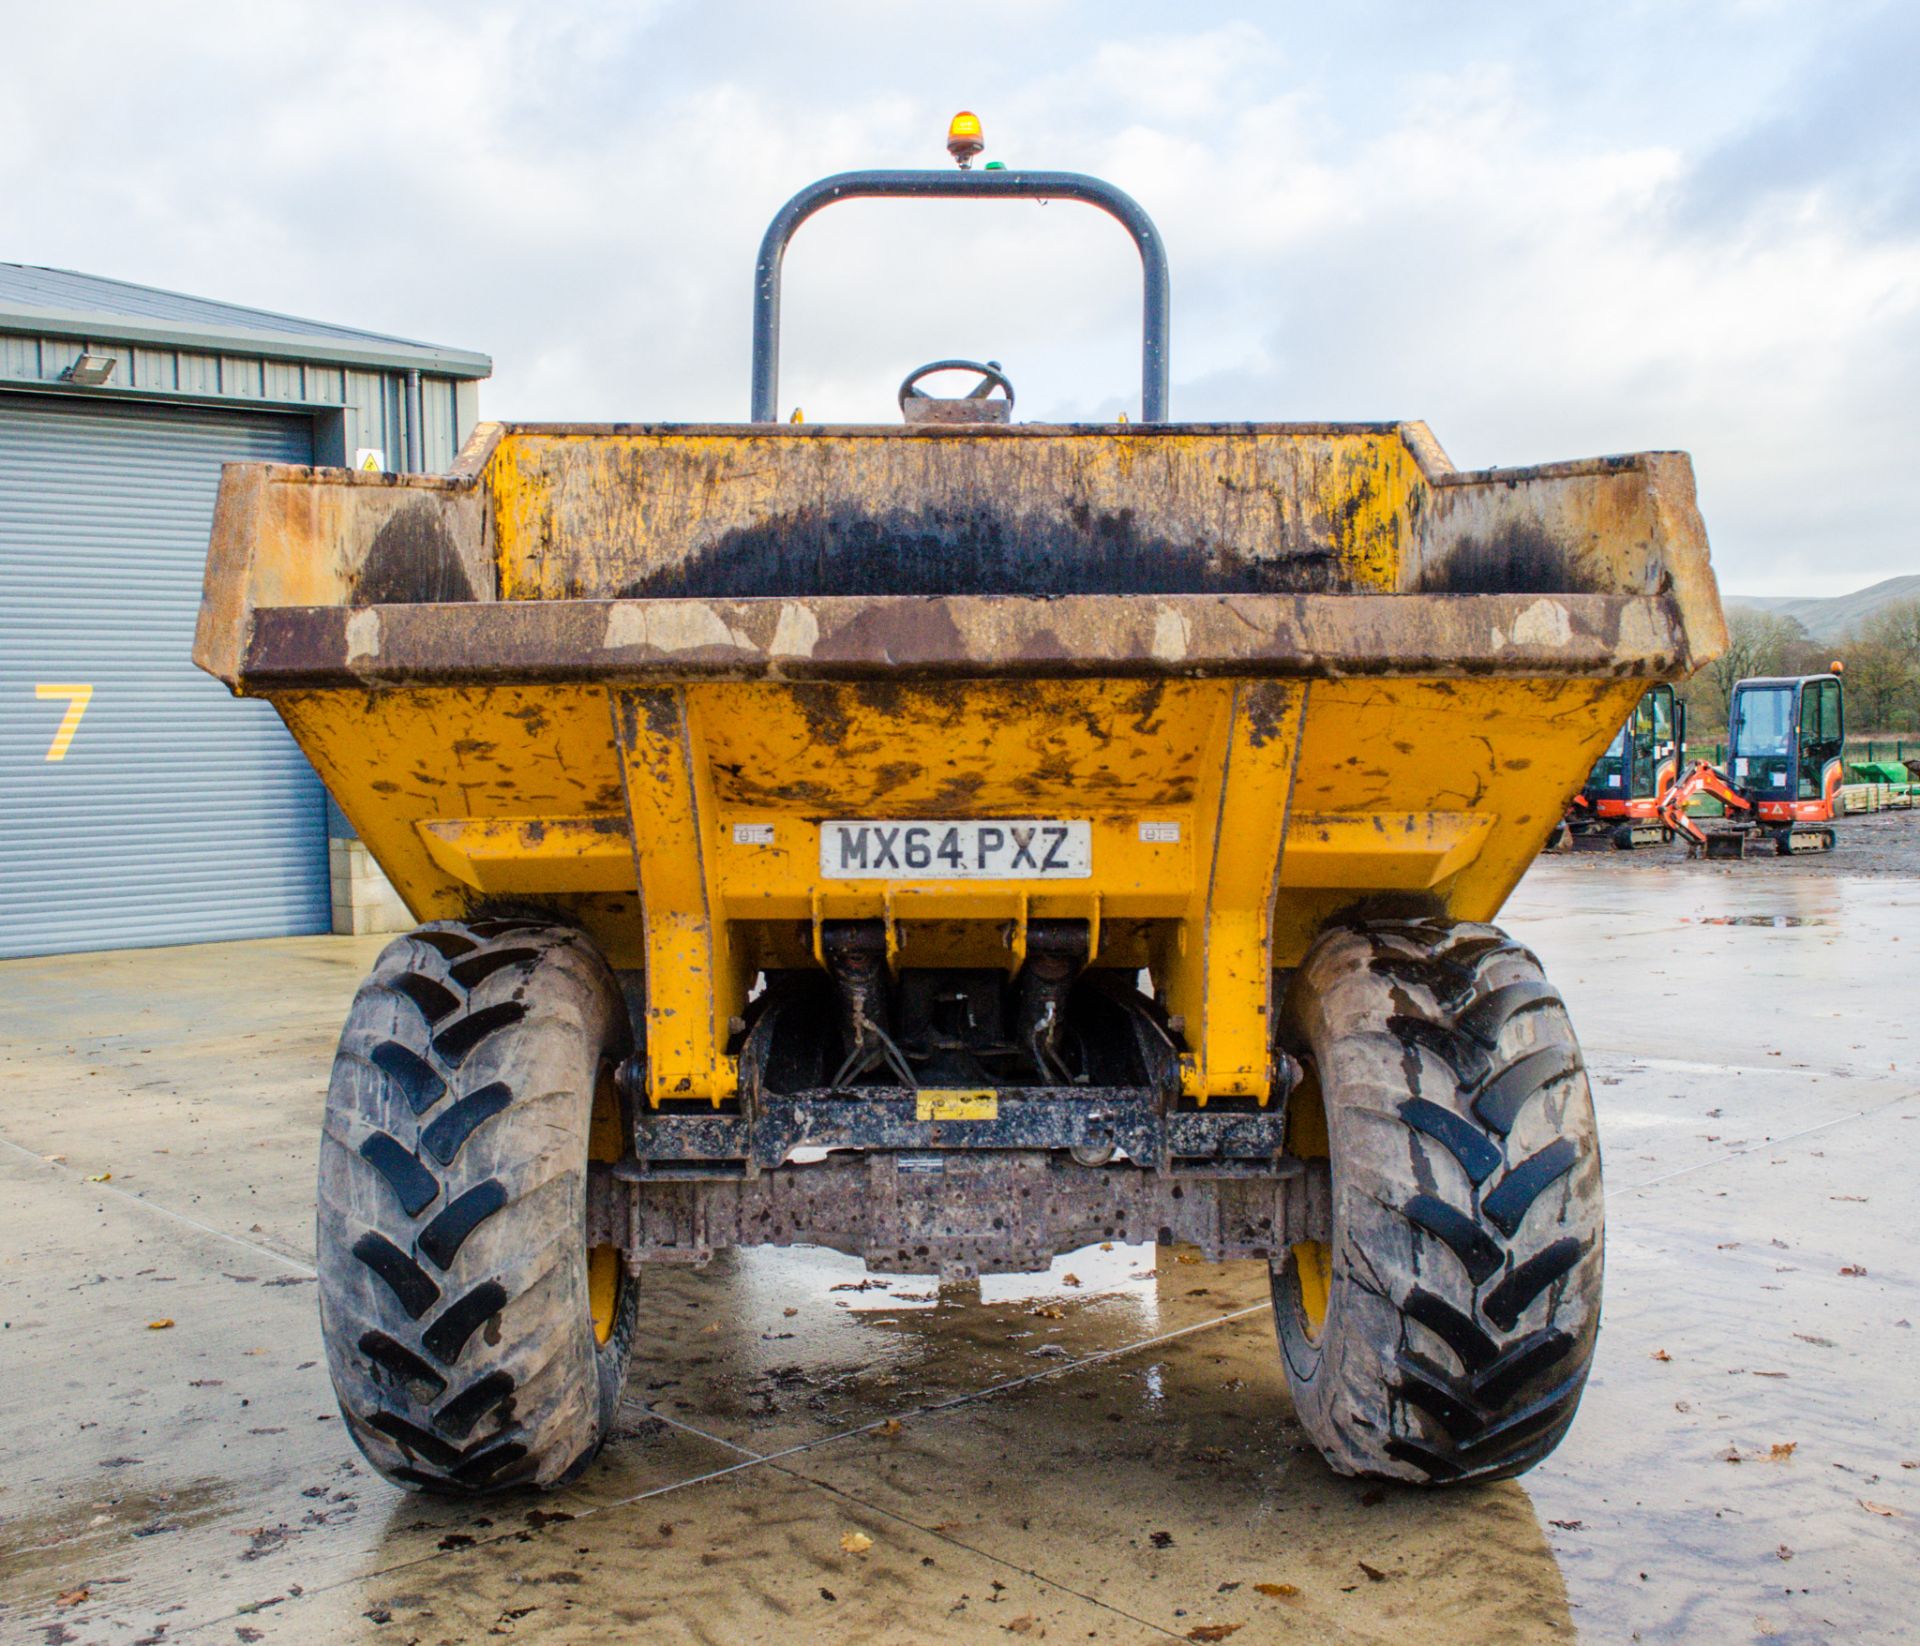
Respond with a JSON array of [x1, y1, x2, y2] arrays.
[[1770, 1442, 1797, 1461], [1149, 1530, 1175, 1548], [1100, 1242, 1113, 1251], [57, 1588, 89, 1607], [840, 1531, 874, 1554], [147, 1319, 174, 1331], [1357, 1561, 1391, 1582], [1187, 1627, 1241, 1642], [1651, 1349, 1672, 1362], [1794, 1334, 1836, 1347], [1031, 1306, 1065, 1320], [877, 1419, 903, 1437], [1004, 1617, 1036, 1635], [1550, 1519, 1584, 1530], [1840, 1265, 1868, 1277], [1860, 1500, 1902, 1517], [1252, 1582, 1299, 1597], [1175, 1253, 1201, 1265], [87, 1172, 111, 1183], [1062, 1273, 1082, 1287], [1776, 1545, 1794, 1560], [783, 1307, 798, 1318]]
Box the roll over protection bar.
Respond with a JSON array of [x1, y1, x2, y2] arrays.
[[750, 167, 1171, 423]]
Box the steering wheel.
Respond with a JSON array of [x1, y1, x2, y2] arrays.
[[897, 358, 1016, 413]]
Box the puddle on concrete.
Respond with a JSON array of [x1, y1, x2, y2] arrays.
[[1684, 914, 1831, 926], [0, 1478, 232, 1603]]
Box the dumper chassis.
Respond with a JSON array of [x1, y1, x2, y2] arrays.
[[197, 135, 1725, 1495]]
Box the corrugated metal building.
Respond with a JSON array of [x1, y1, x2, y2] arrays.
[[0, 265, 490, 958]]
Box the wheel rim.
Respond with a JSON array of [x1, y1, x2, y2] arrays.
[[588, 1245, 622, 1346], [588, 1062, 625, 1347], [1286, 1061, 1332, 1342]]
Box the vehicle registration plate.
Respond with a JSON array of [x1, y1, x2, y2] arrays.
[[820, 820, 1091, 879]]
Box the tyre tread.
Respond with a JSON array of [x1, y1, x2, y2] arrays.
[[317, 918, 636, 1497], [1275, 917, 1603, 1485]]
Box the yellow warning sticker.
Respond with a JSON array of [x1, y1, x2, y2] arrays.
[[916, 1090, 999, 1122]]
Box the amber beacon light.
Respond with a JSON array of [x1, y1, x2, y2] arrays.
[[946, 110, 984, 167]]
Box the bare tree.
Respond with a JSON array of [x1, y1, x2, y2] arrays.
[[1841, 601, 1920, 731], [1683, 610, 1805, 737]]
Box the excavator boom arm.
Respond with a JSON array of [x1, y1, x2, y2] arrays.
[[1658, 759, 1751, 848]]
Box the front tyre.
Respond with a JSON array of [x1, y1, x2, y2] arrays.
[[1274, 918, 1603, 1484], [317, 918, 638, 1493]]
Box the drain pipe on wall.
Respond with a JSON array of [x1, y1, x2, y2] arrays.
[[404, 368, 423, 472]]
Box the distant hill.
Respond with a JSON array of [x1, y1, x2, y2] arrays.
[[1724, 575, 1920, 642]]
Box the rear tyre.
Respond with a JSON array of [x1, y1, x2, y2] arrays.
[[1273, 918, 1603, 1483], [317, 917, 639, 1494]]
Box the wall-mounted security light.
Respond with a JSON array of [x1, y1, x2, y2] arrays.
[[63, 353, 118, 386]]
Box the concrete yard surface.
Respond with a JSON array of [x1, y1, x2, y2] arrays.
[[2, 859, 1916, 1645]]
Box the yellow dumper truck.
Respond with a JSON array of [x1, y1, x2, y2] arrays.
[[196, 134, 1724, 1493]]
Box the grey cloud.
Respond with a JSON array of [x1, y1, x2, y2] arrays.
[[1, 1, 1912, 594], [1677, 1, 1920, 233]]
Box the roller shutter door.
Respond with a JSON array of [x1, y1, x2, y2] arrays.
[[0, 392, 328, 957]]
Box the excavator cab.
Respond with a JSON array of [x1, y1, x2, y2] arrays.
[[1557, 683, 1683, 849], [1661, 669, 1846, 856], [1730, 673, 1844, 816]]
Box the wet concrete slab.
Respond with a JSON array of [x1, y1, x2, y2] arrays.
[[1, 860, 1915, 1644]]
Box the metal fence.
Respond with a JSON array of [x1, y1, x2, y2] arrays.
[[1682, 738, 1913, 770]]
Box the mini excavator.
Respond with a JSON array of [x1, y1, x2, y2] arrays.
[[1660, 667, 1846, 858]]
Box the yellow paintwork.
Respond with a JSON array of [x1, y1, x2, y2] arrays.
[[1292, 1241, 1332, 1338], [1286, 1066, 1332, 1337], [418, 817, 634, 894], [587, 1246, 620, 1346], [276, 670, 1640, 1108], [35, 683, 93, 762], [201, 420, 1717, 1113], [917, 1091, 1000, 1121], [484, 428, 1417, 603]]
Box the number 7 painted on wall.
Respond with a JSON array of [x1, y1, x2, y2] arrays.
[[35, 683, 93, 761]]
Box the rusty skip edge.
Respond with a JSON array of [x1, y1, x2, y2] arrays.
[[289, 418, 1686, 486], [237, 589, 1686, 688], [585, 1150, 1333, 1277]]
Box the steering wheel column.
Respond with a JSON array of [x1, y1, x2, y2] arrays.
[[898, 359, 1015, 426]]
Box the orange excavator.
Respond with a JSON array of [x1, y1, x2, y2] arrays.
[[1659, 667, 1846, 858], [1554, 683, 1684, 849]]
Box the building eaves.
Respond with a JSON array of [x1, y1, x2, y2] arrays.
[[0, 265, 490, 378]]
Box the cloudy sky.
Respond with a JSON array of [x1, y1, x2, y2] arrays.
[[5, 1, 1915, 595]]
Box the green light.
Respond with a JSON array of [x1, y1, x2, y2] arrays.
[[983, 161, 1006, 170]]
